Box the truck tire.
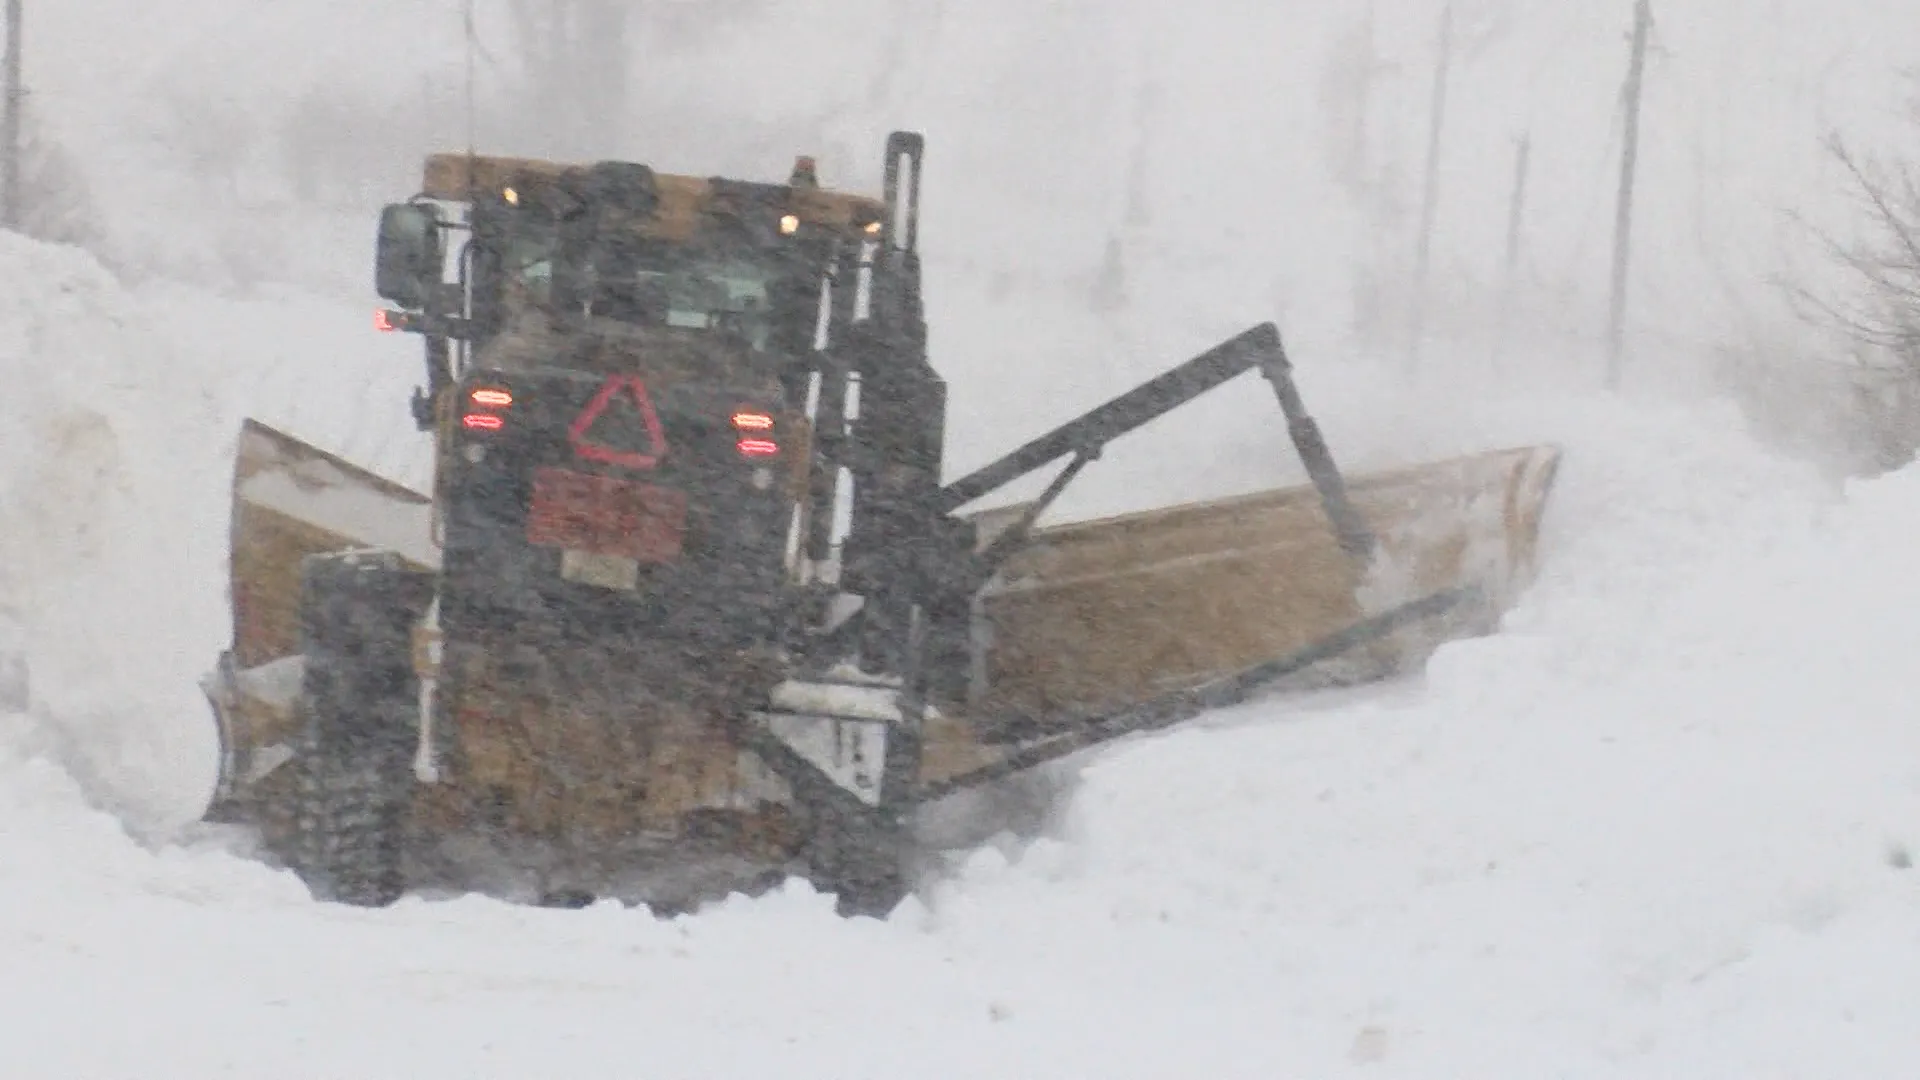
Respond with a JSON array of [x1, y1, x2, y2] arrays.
[[285, 551, 435, 907], [811, 810, 912, 919], [831, 858, 910, 919]]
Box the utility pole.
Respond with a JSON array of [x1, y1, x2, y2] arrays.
[[1606, 0, 1652, 389], [2, 0, 20, 231], [1505, 135, 1531, 275], [1342, 0, 1392, 187], [1495, 132, 1531, 366], [1408, 0, 1455, 371]]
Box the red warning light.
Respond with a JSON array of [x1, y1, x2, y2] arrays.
[[462, 413, 505, 431], [730, 410, 774, 431], [736, 437, 779, 458], [374, 308, 400, 332], [470, 388, 514, 408]]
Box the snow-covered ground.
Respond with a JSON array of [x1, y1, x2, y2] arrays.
[[4, 217, 1920, 1075], [6, 2, 1920, 1075]]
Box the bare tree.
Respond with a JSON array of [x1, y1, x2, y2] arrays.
[[277, 80, 464, 211], [14, 109, 95, 249], [1790, 129, 1920, 373], [1757, 103, 1920, 475], [1317, 5, 1405, 225], [152, 83, 259, 201], [507, 0, 634, 154]]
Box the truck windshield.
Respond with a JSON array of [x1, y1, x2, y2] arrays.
[[497, 228, 790, 352], [606, 260, 775, 346]]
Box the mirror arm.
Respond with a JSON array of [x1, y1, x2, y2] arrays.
[[412, 335, 453, 431]]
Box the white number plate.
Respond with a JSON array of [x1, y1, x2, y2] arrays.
[[560, 549, 639, 591]]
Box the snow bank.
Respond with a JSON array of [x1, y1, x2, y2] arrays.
[[0, 235, 429, 835], [0, 234, 235, 829]]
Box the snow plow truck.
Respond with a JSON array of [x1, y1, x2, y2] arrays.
[[199, 132, 1561, 916]]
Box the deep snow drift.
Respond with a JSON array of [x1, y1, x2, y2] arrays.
[[4, 220, 1920, 1075]]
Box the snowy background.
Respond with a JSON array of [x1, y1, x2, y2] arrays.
[[4, 1, 1920, 1075]]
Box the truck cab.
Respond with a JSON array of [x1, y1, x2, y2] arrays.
[[371, 152, 911, 667]]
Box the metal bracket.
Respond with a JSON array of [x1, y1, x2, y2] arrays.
[[966, 447, 1099, 592], [922, 321, 1377, 599], [1253, 338, 1376, 560]]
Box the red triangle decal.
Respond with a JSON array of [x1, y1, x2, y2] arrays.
[[569, 375, 668, 470]]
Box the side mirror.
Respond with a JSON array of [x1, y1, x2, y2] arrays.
[[375, 203, 442, 310]]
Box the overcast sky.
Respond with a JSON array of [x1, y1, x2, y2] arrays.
[[28, 1, 1920, 360]]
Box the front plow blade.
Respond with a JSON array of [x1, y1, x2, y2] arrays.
[[203, 420, 435, 811], [970, 443, 1561, 725]]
